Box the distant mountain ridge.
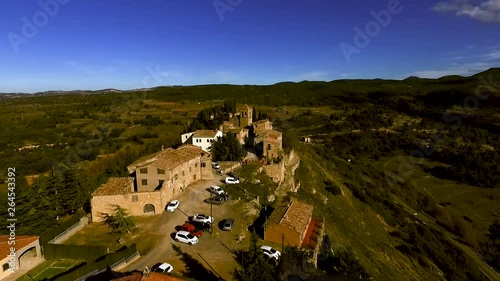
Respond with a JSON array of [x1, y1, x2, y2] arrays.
[[1, 67, 498, 98]]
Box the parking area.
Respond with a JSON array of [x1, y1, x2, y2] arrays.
[[122, 173, 257, 280]]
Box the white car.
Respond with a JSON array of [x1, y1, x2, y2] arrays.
[[261, 245, 281, 260], [212, 162, 220, 169], [225, 176, 240, 184], [166, 200, 179, 212], [191, 214, 214, 224], [174, 231, 199, 245], [152, 262, 173, 273], [209, 185, 225, 195]]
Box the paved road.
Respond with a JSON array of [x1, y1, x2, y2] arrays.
[[121, 174, 246, 281]]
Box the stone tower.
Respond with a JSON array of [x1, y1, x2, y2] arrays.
[[237, 104, 253, 127]]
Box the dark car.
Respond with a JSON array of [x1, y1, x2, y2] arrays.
[[204, 195, 226, 205], [222, 218, 235, 231], [191, 221, 211, 232]]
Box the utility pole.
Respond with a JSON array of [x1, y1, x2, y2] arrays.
[[210, 192, 213, 235], [281, 233, 285, 253]]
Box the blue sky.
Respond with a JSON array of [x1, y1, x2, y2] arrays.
[[1, 0, 499, 92]]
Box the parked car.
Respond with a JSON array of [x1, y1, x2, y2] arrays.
[[191, 221, 211, 232], [222, 218, 235, 231], [191, 214, 214, 224], [212, 161, 220, 169], [180, 223, 203, 237], [260, 245, 281, 260], [225, 176, 240, 184], [174, 230, 199, 245], [152, 262, 173, 273], [220, 192, 230, 201], [166, 200, 179, 212], [209, 185, 225, 195], [204, 195, 226, 205], [216, 169, 223, 176]]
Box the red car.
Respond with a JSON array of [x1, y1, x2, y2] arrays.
[[180, 223, 203, 237]]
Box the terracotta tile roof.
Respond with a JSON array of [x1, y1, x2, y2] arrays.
[[128, 145, 206, 173], [154, 145, 205, 170], [0, 235, 39, 257], [265, 130, 282, 140], [192, 130, 218, 138], [267, 200, 313, 235], [227, 127, 243, 134], [301, 219, 324, 250], [92, 177, 134, 196]]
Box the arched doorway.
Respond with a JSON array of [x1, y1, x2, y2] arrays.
[[143, 204, 155, 214], [18, 246, 43, 271]]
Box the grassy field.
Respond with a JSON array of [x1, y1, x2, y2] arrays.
[[17, 259, 83, 281], [377, 155, 500, 241], [290, 144, 440, 281], [63, 215, 163, 255]]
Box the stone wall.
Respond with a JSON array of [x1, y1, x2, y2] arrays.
[[264, 160, 285, 183], [91, 191, 163, 223], [49, 216, 90, 244]]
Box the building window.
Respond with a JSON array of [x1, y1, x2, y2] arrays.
[[132, 195, 138, 202], [268, 144, 271, 150], [195, 163, 198, 168], [201, 162, 206, 168], [157, 168, 165, 174], [139, 168, 148, 174], [193, 174, 196, 180], [2, 263, 9, 271], [141, 179, 147, 186]]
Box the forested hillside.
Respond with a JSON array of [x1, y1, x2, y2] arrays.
[[0, 68, 499, 280]]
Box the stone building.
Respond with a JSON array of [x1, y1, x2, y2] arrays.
[[0, 236, 43, 280], [252, 119, 283, 158], [264, 198, 324, 267], [264, 199, 314, 247], [235, 104, 253, 127], [91, 145, 212, 222]]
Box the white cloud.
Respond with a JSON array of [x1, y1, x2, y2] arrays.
[[432, 0, 500, 22], [409, 62, 494, 78], [484, 50, 500, 60], [293, 71, 331, 81]]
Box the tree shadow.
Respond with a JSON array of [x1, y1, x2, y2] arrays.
[[171, 244, 223, 281], [248, 205, 274, 239]]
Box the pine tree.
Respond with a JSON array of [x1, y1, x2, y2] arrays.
[[233, 233, 276, 281], [101, 205, 136, 233]]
